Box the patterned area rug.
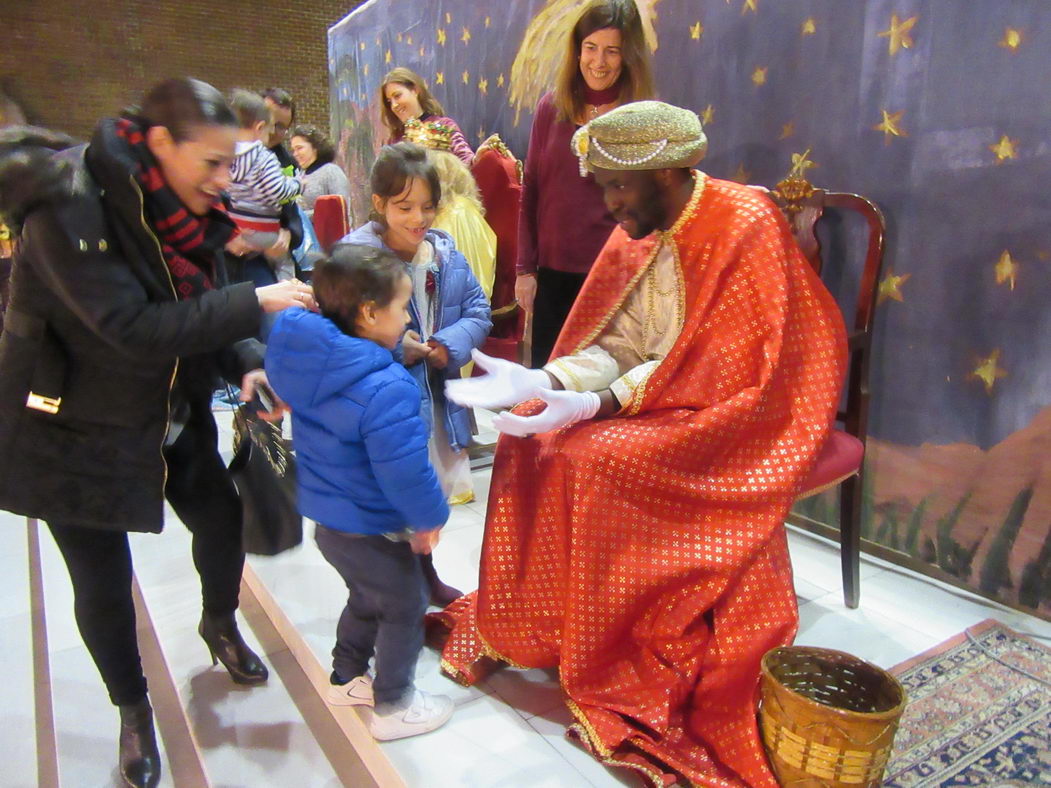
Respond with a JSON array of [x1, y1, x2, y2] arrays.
[[883, 618, 1051, 787]]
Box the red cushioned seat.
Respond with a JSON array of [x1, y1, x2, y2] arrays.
[[312, 194, 349, 254], [798, 429, 864, 500], [471, 137, 523, 349]]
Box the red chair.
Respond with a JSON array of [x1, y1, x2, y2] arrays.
[[471, 135, 524, 364], [761, 172, 887, 609], [312, 194, 349, 254]]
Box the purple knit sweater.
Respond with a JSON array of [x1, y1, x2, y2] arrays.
[[516, 92, 616, 276]]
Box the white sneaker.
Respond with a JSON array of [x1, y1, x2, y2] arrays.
[[327, 675, 374, 707], [367, 689, 454, 740]]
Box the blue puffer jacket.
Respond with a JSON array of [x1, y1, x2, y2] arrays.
[[265, 308, 449, 535], [338, 223, 491, 451]]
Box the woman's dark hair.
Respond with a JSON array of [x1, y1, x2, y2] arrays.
[[369, 142, 442, 224], [290, 124, 335, 166], [127, 77, 237, 142], [260, 87, 296, 123], [313, 244, 406, 336], [553, 0, 655, 123], [378, 67, 445, 142]]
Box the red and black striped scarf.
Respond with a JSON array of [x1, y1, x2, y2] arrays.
[[114, 118, 235, 299]]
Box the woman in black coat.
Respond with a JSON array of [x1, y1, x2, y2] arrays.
[[0, 79, 315, 788]]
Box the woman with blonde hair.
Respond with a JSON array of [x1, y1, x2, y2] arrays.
[[514, 0, 654, 366], [379, 67, 474, 164]]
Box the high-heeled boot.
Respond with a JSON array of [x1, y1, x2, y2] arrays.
[[199, 611, 269, 685], [420, 552, 463, 607], [118, 698, 160, 788]]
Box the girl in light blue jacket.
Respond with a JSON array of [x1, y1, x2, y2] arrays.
[[340, 142, 491, 605]]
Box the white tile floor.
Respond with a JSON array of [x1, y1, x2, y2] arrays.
[[3, 411, 1050, 787]]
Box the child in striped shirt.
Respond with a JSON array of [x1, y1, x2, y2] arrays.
[[226, 89, 301, 281]]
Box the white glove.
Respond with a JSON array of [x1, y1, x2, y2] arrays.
[[491, 388, 601, 437], [445, 349, 552, 409]]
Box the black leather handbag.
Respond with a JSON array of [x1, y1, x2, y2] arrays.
[[227, 394, 302, 556]]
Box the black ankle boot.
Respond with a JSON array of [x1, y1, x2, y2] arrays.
[[118, 698, 160, 788], [420, 552, 463, 607], [199, 612, 269, 685]]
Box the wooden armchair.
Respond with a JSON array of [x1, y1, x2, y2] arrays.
[[763, 171, 887, 609]]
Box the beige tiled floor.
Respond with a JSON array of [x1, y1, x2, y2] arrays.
[[3, 409, 1049, 786]]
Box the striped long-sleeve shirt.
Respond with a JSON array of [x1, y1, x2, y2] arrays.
[[227, 140, 301, 232]]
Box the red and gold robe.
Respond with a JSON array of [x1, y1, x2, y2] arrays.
[[433, 175, 846, 787]]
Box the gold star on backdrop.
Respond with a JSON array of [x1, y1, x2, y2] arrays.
[[994, 250, 1018, 290], [779, 121, 795, 139], [742, 0, 758, 14], [478, 77, 489, 95], [445, 12, 451, 24], [497, 74, 505, 87], [990, 134, 1018, 163], [396, 33, 403, 42], [877, 268, 911, 304], [436, 71, 445, 85], [485, 16, 491, 28], [690, 21, 703, 39], [789, 149, 817, 178], [751, 66, 768, 86], [419, 46, 425, 57], [970, 349, 1006, 394], [999, 27, 1022, 51], [461, 27, 472, 44], [363, 63, 369, 76], [437, 28, 447, 46], [462, 70, 470, 85], [385, 49, 392, 64], [701, 104, 715, 125], [731, 163, 751, 183], [802, 18, 816, 36], [406, 35, 413, 45], [874, 109, 907, 142], [878, 14, 918, 56], [359, 42, 365, 50]]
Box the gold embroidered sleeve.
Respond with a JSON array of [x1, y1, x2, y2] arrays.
[[610, 359, 662, 410], [544, 345, 621, 392]]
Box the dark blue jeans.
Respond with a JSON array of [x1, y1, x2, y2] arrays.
[[314, 525, 429, 704]]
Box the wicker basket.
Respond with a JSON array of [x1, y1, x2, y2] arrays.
[[759, 646, 906, 787]]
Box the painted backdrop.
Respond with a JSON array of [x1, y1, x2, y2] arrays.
[[329, 0, 1051, 615]]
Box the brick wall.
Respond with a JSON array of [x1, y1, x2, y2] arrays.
[[0, 0, 365, 140]]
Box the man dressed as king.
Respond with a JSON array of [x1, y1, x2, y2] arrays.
[[438, 100, 847, 788]]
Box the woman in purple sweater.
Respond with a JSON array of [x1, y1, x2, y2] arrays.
[[379, 67, 474, 165], [515, 0, 654, 367]]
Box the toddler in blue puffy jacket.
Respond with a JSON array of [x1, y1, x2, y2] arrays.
[[265, 244, 455, 741]]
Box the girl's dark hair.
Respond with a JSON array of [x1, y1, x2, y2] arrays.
[[553, 0, 655, 123], [313, 244, 406, 336], [291, 124, 336, 166], [378, 67, 445, 142], [369, 142, 441, 224], [127, 77, 236, 142]]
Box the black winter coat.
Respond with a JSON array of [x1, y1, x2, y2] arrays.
[[0, 125, 263, 532]]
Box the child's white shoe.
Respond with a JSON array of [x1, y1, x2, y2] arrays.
[[367, 689, 454, 740], [327, 674, 374, 707]]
